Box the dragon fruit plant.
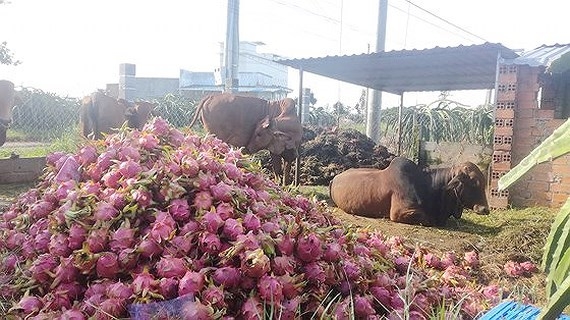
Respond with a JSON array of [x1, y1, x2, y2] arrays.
[[0, 117, 501, 319]]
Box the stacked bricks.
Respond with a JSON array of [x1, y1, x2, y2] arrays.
[[489, 64, 517, 209], [509, 65, 558, 207]]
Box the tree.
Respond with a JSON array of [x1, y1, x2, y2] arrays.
[[0, 41, 20, 65]]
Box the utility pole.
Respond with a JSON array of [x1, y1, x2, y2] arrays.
[[224, 0, 239, 93], [366, 0, 387, 143]]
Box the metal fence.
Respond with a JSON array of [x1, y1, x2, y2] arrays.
[[2, 91, 199, 157], [3, 89, 493, 168]]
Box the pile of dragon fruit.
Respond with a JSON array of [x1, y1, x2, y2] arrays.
[[0, 118, 503, 319]]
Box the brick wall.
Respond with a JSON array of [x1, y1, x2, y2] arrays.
[[490, 63, 570, 209]]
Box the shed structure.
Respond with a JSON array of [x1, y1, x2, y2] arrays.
[[278, 43, 570, 209]]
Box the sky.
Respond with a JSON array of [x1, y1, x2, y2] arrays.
[[1, 0, 569, 109]]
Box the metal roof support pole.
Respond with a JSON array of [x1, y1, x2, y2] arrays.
[[295, 67, 304, 186], [224, 0, 239, 93], [366, 0, 388, 143], [397, 93, 404, 156]]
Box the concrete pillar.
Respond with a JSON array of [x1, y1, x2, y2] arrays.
[[119, 63, 136, 101]]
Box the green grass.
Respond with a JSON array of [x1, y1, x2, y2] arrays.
[[1, 130, 84, 159]]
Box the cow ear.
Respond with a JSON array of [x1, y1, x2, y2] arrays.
[[124, 106, 136, 117], [274, 131, 296, 149], [260, 116, 272, 129]]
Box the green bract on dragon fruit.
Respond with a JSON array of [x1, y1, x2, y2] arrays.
[[0, 117, 502, 319]]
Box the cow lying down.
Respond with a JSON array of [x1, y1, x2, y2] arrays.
[[329, 157, 490, 226]]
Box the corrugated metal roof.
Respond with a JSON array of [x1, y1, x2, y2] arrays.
[[277, 42, 518, 95], [513, 43, 570, 67]]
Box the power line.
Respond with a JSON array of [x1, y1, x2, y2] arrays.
[[401, 0, 489, 43], [388, 2, 481, 44]]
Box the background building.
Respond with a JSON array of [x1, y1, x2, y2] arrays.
[[106, 41, 291, 101]]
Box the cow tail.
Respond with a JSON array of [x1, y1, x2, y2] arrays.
[[188, 97, 207, 128], [328, 179, 336, 206]]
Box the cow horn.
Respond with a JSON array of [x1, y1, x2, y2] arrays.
[[446, 174, 463, 190]]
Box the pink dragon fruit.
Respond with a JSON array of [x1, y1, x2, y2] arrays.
[[200, 232, 222, 255], [202, 284, 227, 308], [241, 296, 263, 319], [96, 252, 120, 279], [222, 218, 245, 240], [101, 169, 122, 189], [138, 238, 163, 258], [241, 249, 270, 278], [131, 267, 158, 295], [212, 266, 242, 289], [86, 228, 109, 253], [77, 144, 98, 166], [158, 277, 179, 300], [182, 299, 215, 320], [271, 256, 296, 276], [138, 132, 160, 150], [118, 248, 139, 270], [278, 273, 304, 299], [106, 281, 134, 300], [155, 256, 188, 278], [30, 200, 55, 219], [304, 262, 326, 284], [210, 181, 233, 202], [30, 253, 58, 282], [118, 159, 142, 179], [109, 225, 136, 252], [96, 298, 126, 318], [47, 233, 72, 257], [370, 286, 392, 308], [201, 210, 224, 233], [257, 274, 284, 304], [295, 233, 322, 262], [59, 308, 86, 320], [168, 198, 191, 222], [463, 251, 479, 268], [54, 155, 80, 183], [131, 188, 153, 208], [94, 201, 119, 221], [178, 271, 205, 296], [354, 295, 376, 318], [194, 191, 213, 210], [68, 223, 87, 250], [280, 296, 301, 320], [34, 230, 52, 253], [149, 211, 176, 243], [53, 256, 79, 286], [243, 212, 261, 232], [16, 295, 43, 315]]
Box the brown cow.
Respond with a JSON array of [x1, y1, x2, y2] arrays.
[[329, 157, 490, 226], [80, 91, 156, 139], [189, 93, 303, 185], [0, 80, 17, 147]]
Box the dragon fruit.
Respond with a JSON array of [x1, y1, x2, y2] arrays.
[[0, 117, 504, 319], [258, 274, 284, 306], [296, 233, 323, 262], [96, 252, 120, 279], [109, 225, 136, 252], [241, 249, 270, 278], [155, 256, 188, 278], [178, 271, 205, 296], [212, 266, 242, 289], [15, 295, 43, 315]]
